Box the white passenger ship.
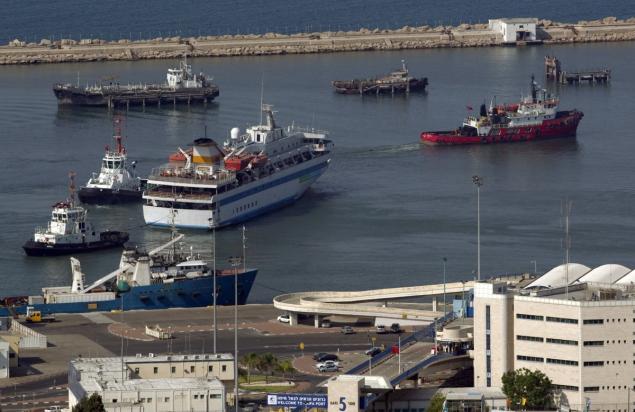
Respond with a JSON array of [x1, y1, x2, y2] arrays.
[[142, 105, 333, 229]]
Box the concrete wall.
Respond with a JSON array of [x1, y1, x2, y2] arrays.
[[101, 386, 225, 412], [0, 341, 9, 379]]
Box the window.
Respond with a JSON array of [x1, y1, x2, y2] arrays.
[[190, 366, 195, 373], [546, 358, 578, 366], [516, 313, 544, 321], [584, 319, 604, 324], [208, 365, 213, 372], [486, 305, 491, 330], [153, 367, 158, 374], [112, 399, 118, 403], [517, 335, 544, 342], [210, 394, 221, 399], [134, 367, 139, 374], [147, 398, 152, 403], [553, 384, 579, 391], [546, 316, 578, 324], [584, 341, 604, 346], [222, 365, 227, 372], [194, 395, 199, 399], [583, 387, 599, 392], [517, 355, 544, 363], [164, 397, 170, 402], [171, 366, 176, 373], [547, 338, 578, 346], [584, 361, 604, 367]]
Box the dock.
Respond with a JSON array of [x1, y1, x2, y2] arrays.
[[545, 55, 611, 84]]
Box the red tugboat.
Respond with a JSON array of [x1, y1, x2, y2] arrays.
[[420, 76, 583, 145]]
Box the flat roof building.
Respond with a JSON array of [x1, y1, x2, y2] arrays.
[[474, 266, 635, 412], [488, 18, 538, 44], [69, 353, 234, 411]]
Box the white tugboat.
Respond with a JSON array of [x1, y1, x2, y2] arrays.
[[78, 117, 143, 204], [143, 104, 334, 229], [23, 173, 129, 256]]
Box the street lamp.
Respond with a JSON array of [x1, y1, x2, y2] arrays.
[[530, 260, 537, 274], [472, 175, 483, 281], [228, 255, 242, 412], [442, 257, 447, 318]]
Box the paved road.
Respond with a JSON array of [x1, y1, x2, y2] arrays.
[[362, 342, 433, 380]]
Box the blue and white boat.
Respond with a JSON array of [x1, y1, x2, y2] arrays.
[[2, 233, 257, 316], [142, 104, 333, 229]]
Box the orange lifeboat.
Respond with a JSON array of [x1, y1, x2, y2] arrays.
[[224, 154, 256, 171], [169, 148, 192, 163]]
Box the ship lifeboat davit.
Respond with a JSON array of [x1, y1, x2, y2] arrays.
[[250, 154, 268, 168], [169, 148, 192, 163], [224, 154, 256, 171]]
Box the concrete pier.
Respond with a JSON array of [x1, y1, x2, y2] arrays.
[[1, 16, 635, 65]]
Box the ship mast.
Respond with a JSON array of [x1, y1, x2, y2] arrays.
[[68, 171, 77, 208], [113, 116, 124, 154]]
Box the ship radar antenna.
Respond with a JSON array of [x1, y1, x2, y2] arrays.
[[68, 171, 77, 207]]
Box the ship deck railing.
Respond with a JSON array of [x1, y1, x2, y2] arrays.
[[290, 126, 330, 136], [148, 166, 236, 187], [144, 190, 214, 201]]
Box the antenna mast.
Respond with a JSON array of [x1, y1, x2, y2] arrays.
[[68, 171, 77, 207], [259, 76, 264, 124]]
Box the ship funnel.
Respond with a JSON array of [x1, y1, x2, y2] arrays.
[[70, 257, 86, 293], [132, 256, 151, 286], [192, 138, 224, 164], [231, 127, 240, 141]]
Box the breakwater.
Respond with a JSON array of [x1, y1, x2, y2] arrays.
[[1, 17, 635, 65]]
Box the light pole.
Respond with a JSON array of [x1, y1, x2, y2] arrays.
[[472, 175, 483, 281], [228, 255, 242, 412], [530, 260, 537, 274], [442, 257, 447, 318], [208, 218, 218, 354]]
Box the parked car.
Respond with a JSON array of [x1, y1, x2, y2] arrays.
[[365, 346, 382, 357], [390, 323, 403, 333], [321, 320, 331, 328], [277, 314, 290, 323], [316, 360, 340, 370], [341, 326, 355, 334], [313, 352, 328, 361], [316, 353, 339, 362], [317, 363, 339, 373], [375, 325, 387, 334]]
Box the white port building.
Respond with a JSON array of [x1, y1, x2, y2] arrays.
[[488, 18, 538, 44], [473, 263, 635, 412]]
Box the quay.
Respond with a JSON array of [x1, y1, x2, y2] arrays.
[[1, 16, 635, 65], [545, 55, 611, 84]]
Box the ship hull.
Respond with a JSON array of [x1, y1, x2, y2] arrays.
[[78, 187, 142, 204], [0, 269, 258, 316], [421, 110, 583, 145], [333, 78, 428, 95], [143, 157, 330, 229], [53, 84, 219, 107], [23, 231, 129, 256]]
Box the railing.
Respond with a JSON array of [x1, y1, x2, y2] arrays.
[[344, 311, 456, 376], [144, 190, 213, 201], [148, 166, 236, 186]]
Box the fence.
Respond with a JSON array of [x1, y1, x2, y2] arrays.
[[9, 319, 47, 349]]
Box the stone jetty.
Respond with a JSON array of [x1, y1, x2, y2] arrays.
[[1, 16, 635, 65]]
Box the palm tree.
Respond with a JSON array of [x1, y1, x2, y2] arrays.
[[258, 352, 278, 383], [276, 359, 295, 379], [241, 352, 260, 384]]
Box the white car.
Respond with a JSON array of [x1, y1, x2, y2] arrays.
[[316, 360, 340, 370], [277, 314, 290, 323]]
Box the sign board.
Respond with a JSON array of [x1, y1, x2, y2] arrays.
[[267, 393, 328, 408]]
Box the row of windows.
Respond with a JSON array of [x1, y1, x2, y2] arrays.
[[547, 338, 578, 346], [143, 364, 228, 375], [517, 335, 543, 342], [516, 313, 543, 321], [517, 355, 543, 362], [584, 361, 604, 367], [583, 319, 604, 324], [546, 316, 578, 324], [546, 358, 578, 366], [553, 384, 579, 391], [584, 340, 604, 346], [234, 200, 259, 215]]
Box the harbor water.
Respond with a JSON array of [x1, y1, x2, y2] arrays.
[[1, 42, 635, 302]]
